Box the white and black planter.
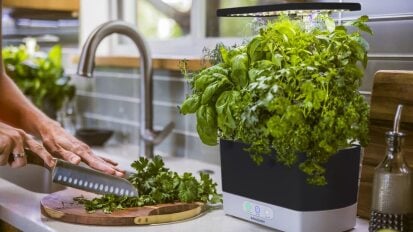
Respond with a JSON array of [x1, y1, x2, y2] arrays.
[[220, 140, 361, 232]]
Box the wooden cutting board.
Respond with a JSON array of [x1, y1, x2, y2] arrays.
[[357, 70, 413, 219], [40, 188, 206, 225]]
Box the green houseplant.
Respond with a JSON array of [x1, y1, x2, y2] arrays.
[[180, 15, 372, 185], [2, 43, 75, 118]]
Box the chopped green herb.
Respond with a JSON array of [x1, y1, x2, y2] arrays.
[[74, 156, 222, 213]]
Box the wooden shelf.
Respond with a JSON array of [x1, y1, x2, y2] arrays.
[[71, 56, 211, 72], [3, 0, 79, 12]]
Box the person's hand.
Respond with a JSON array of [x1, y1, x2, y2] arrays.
[[0, 122, 55, 168], [38, 120, 125, 177]]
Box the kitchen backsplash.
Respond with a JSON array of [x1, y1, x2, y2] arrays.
[[64, 0, 412, 165]]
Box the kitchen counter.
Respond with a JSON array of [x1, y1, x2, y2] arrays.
[[0, 145, 369, 232]]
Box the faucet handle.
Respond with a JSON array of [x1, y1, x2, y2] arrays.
[[142, 122, 175, 145], [153, 122, 175, 145]]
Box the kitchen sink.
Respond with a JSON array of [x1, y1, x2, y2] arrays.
[[0, 164, 65, 194]]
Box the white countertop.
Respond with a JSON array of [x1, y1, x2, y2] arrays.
[[0, 145, 369, 232]]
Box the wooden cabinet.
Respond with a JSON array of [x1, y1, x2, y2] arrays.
[[3, 0, 79, 12]]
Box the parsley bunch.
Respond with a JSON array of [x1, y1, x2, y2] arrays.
[[180, 15, 372, 185], [74, 156, 222, 213]]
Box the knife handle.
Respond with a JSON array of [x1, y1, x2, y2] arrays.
[[25, 149, 53, 171]]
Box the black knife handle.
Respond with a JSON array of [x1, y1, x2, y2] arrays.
[[25, 149, 54, 171]]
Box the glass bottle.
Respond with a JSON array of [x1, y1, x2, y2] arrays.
[[369, 104, 413, 232]]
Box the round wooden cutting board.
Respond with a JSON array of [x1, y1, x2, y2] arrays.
[[40, 188, 206, 225]]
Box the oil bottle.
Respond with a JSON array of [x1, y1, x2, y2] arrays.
[[369, 104, 413, 232]]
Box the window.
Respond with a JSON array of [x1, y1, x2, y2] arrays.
[[127, 0, 261, 38], [81, 0, 285, 56], [135, 0, 192, 39], [206, 0, 262, 37]]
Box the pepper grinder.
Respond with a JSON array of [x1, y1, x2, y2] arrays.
[[369, 104, 413, 232]]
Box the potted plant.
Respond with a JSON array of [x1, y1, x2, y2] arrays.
[[2, 41, 76, 119], [180, 14, 372, 232]]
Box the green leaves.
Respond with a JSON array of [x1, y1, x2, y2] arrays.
[[324, 17, 336, 32], [201, 77, 232, 105], [345, 15, 373, 35], [2, 44, 75, 113], [247, 36, 265, 63], [216, 90, 241, 136], [196, 105, 218, 145], [48, 44, 62, 68], [75, 156, 222, 213], [180, 14, 371, 186], [230, 53, 249, 89], [180, 95, 201, 115], [178, 173, 199, 202]]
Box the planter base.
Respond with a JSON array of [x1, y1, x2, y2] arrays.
[[223, 192, 357, 232], [220, 140, 361, 231]]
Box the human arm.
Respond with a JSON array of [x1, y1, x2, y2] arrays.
[[0, 69, 124, 176]]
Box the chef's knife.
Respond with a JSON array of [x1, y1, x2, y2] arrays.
[[25, 151, 138, 197]]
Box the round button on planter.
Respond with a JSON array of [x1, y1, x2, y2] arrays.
[[243, 202, 252, 212], [255, 206, 260, 214]]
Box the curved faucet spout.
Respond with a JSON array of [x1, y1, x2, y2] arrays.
[[77, 20, 151, 79], [76, 20, 174, 158]]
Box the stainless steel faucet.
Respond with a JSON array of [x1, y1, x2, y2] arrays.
[[76, 20, 174, 158]]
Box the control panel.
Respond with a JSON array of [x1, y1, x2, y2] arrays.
[[243, 201, 274, 219]]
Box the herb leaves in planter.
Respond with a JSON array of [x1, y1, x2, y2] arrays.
[[74, 156, 221, 213], [180, 15, 372, 185]]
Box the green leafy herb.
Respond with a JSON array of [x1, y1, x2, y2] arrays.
[[180, 15, 372, 185], [74, 156, 222, 213]]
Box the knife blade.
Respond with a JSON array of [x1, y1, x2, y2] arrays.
[[26, 151, 138, 197]]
